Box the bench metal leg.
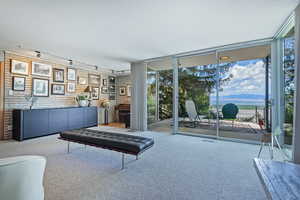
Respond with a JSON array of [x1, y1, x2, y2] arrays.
[[258, 142, 264, 158], [121, 153, 125, 170], [67, 141, 70, 153]]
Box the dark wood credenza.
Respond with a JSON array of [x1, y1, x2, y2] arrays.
[[13, 106, 98, 141]]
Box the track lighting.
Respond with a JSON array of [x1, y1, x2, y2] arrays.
[[35, 51, 41, 58]]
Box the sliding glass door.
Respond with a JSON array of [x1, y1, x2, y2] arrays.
[[177, 52, 218, 137]]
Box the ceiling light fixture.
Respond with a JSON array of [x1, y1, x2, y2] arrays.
[[35, 51, 41, 58], [219, 56, 230, 61]]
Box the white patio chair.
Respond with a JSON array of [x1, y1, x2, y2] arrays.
[[0, 155, 46, 200], [185, 100, 202, 127]]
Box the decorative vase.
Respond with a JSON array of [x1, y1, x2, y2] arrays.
[[78, 100, 88, 107]]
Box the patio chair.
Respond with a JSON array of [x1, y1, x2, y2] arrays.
[[221, 103, 239, 128], [185, 100, 202, 128]]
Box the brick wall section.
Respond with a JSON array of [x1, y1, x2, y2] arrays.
[[2, 52, 116, 139], [116, 74, 131, 105]]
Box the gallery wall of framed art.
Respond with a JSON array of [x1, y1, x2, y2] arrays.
[[2, 52, 119, 140]]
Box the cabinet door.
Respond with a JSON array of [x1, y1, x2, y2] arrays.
[[23, 109, 49, 139], [85, 107, 98, 127], [68, 108, 84, 130], [49, 109, 68, 133]]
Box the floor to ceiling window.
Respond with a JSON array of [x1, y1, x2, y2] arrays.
[[147, 59, 174, 133], [282, 28, 295, 157]]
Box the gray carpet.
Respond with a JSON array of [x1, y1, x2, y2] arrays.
[[0, 130, 276, 200]]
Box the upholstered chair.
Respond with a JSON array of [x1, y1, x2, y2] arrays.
[[0, 156, 46, 200]]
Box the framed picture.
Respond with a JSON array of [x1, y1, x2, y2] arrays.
[[119, 86, 126, 96], [32, 62, 52, 77], [102, 79, 107, 86], [89, 74, 101, 85], [51, 84, 65, 95], [11, 60, 29, 75], [67, 82, 76, 93], [67, 68, 76, 81], [32, 78, 49, 97], [109, 85, 116, 93], [101, 87, 108, 94], [109, 94, 115, 100], [109, 76, 116, 85], [78, 77, 87, 85], [127, 85, 132, 97], [92, 87, 99, 100], [12, 76, 25, 91], [53, 68, 64, 82]]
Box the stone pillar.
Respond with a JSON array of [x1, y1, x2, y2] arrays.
[[130, 62, 147, 131]]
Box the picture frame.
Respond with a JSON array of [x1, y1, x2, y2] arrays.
[[92, 87, 99, 100], [51, 84, 65, 95], [32, 78, 49, 97], [102, 79, 107, 86], [11, 60, 29, 75], [109, 95, 115, 100], [32, 62, 52, 77], [109, 85, 116, 93], [67, 68, 76, 81], [67, 82, 76, 93], [12, 76, 25, 91], [127, 85, 132, 97], [109, 76, 116, 85], [78, 77, 87, 85], [101, 87, 108, 94], [53, 68, 64, 82], [119, 86, 126, 96], [89, 74, 101, 85]]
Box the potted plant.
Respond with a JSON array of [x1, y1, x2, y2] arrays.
[[75, 94, 89, 107], [100, 99, 110, 124]]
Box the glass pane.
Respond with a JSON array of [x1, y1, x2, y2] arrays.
[[218, 45, 270, 142], [147, 59, 173, 133], [178, 53, 218, 137], [283, 36, 295, 157]]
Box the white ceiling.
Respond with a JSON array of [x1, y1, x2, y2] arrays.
[[0, 0, 298, 70]]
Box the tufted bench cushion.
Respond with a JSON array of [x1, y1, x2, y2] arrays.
[[60, 129, 154, 155]]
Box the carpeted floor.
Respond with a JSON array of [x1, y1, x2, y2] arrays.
[[0, 129, 278, 200]]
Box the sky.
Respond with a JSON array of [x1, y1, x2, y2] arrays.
[[211, 59, 266, 105]]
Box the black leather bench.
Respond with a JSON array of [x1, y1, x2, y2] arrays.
[[59, 129, 154, 169]]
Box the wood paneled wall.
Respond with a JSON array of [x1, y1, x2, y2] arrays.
[[2, 52, 115, 140]]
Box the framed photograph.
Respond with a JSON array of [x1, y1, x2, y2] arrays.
[[89, 74, 101, 85], [53, 68, 64, 82], [51, 84, 65, 95], [109, 85, 116, 93], [101, 87, 108, 94], [12, 76, 25, 91], [11, 60, 29, 75], [67, 68, 76, 81], [102, 79, 107, 86], [32, 62, 52, 77], [32, 78, 49, 97], [119, 86, 126, 96], [78, 77, 87, 85], [109, 95, 115, 100], [127, 85, 132, 97], [109, 76, 115, 85], [92, 87, 99, 100], [67, 82, 76, 93]]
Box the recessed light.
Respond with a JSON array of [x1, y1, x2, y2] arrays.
[[220, 56, 230, 61]]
